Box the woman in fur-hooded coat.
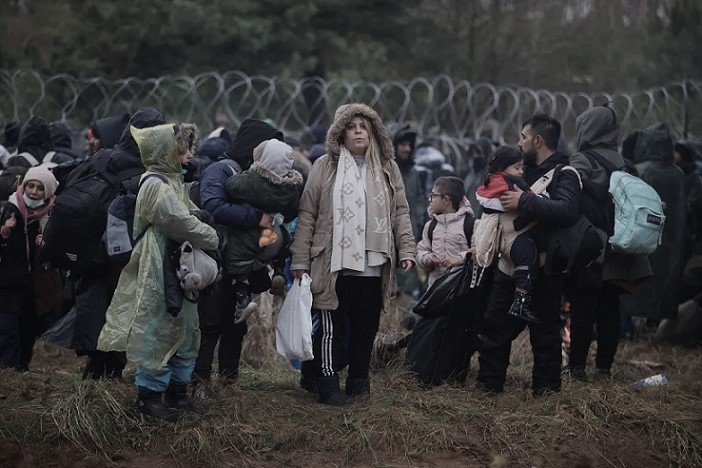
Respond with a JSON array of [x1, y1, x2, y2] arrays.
[[290, 103, 416, 405]]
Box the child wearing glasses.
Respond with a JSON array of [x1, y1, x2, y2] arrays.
[[416, 176, 474, 288], [474, 145, 540, 323]]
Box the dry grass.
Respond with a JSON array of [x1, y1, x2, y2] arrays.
[[0, 294, 700, 467]]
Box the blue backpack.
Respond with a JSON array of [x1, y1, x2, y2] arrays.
[[608, 171, 665, 255]]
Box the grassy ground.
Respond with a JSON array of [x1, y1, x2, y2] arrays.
[[0, 293, 700, 467]]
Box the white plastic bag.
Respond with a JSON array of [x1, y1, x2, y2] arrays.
[[275, 274, 314, 361]]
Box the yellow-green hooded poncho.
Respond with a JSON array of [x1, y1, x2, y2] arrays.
[[97, 124, 218, 370]]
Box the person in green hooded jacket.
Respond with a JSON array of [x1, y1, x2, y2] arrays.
[[98, 123, 218, 423]]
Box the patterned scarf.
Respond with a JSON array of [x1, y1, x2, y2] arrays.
[[331, 144, 391, 273]]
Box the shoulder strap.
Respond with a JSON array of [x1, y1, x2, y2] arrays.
[[428, 215, 474, 244], [580, 149, 620, 174], [463, 214, 475, 242], [17, 152, 39, 167], [530, 168, 557, 194], [427, 218, 438, 243], [42, 151, 56, 164], [558, 165, 583, 189], [137, 173, 168, 191], [220, 159, 241, 176], [132, 174, 168, 244]]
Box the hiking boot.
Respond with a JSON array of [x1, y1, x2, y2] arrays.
[[345, 377, 370, 398], [269, 267, 287, 297], [136, 387, 179, 423], [508, 290, 540, 323], [317, 374, 347, 406], [561, 365, 588, 382], [164, 383, 202, 414]]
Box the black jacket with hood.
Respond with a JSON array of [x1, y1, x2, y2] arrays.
[[70, 108, 166, 353], [620, 123, 686, 320], [7, 116, 74, 168], [389, 123, 426, 241]]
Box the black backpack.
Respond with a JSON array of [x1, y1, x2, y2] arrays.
[[0, 165, 27, 201], [39, 152, 143, 272]]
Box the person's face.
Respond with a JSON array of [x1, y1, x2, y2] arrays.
[[25, 180, 46, 201], [396, 141, 412, 160], [343, 116, 370, 155], [518, 124, 538, 165], [504, 160, 524, 177], [428, 185, 452, 214], [179, 146, 194, 165], [85, 128, 101, 155]]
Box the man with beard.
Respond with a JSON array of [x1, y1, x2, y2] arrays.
[[477, 113, 581, 396]]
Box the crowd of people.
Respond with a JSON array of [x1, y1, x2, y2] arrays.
[[0, 102, 700, 422]]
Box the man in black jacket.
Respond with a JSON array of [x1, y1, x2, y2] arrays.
[[477, 113, 581, 396]]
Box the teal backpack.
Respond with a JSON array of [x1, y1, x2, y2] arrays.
[[608, 171, 665, 255]]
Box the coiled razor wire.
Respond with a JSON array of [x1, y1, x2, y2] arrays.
[[0, 70, 699, 168]]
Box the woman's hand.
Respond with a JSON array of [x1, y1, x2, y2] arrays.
[[400, 259, 414, 271], [292, 269, 308, 279]]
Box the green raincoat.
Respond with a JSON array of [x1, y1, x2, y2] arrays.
[[97, 124, 218, 369]]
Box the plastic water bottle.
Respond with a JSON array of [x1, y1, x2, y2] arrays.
[[633, 373, 669, 388]]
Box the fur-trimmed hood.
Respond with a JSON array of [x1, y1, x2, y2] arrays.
[[325, 103, 394, 162], [249, 138, 303, 187], [176, 123, 200, 155], [250, 161, 304, 187]]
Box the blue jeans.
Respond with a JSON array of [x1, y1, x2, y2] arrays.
[[135, 354, 196, 392]]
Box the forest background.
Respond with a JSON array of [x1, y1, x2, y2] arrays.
[[1, 0, 699, 92]]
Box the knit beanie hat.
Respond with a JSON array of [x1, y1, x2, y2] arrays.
[[227, 119, 284, 170], [254, 139, 294, 178], [23, 165, 59, 199]]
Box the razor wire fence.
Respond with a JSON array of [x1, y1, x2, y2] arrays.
[[1, 69, 699, 170]]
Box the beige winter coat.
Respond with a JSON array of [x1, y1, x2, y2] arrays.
[[290, 103, 417, 310], [416, 198, 473, 286]]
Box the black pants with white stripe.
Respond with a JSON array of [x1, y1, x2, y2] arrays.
[[312, 275, 383, 379]]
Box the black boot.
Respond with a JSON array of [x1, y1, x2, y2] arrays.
[[299, 361, 318, 393], [317, 374, 347, 406], [508, 290, 540, 323], [164, 383, 202, 414], [345, 377, 370, 398], [136, 387, 179, 422]]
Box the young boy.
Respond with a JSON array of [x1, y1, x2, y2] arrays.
[[475, 145, 540, 323], [416, 176, 474, 287]]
